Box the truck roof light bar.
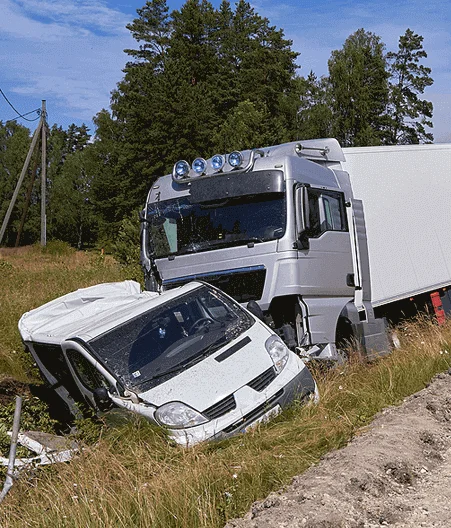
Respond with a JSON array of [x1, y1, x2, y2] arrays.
[[172, 149, 265, 183], [295, 143, 330, 157]]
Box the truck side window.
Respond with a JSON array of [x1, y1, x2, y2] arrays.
[[66, 349, 111, 393], [307, 189, 347, 237]]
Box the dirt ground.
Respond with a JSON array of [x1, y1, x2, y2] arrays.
[[226, 369, 451, 528]]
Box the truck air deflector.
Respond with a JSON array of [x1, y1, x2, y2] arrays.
[[189, 170, 284, 203]]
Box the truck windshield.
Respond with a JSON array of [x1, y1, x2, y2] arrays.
[[88, 285, 254, 391], [146, 192, 286, 258]]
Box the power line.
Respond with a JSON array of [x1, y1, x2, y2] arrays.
[[0, 87, 41, 122]]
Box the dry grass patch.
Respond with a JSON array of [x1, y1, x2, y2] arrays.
[[0, 244, 127, 383]]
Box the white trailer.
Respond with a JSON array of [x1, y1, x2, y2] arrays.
[[342, 143, 451, 321]]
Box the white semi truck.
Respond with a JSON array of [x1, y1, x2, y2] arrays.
[[141, 139, 451, 360]]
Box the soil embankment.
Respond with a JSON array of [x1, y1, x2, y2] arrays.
[[227, 370, 451, 528]]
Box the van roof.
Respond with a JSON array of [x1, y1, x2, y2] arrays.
[[18, 281, 203, 345]]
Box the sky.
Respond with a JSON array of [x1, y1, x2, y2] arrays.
[[0, 0, 450, 142]]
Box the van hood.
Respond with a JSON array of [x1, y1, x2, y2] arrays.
[[138, 322, 274, 412]]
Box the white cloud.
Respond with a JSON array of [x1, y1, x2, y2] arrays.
[[0, 0, 135, 126], [12, 0, 130, 34]]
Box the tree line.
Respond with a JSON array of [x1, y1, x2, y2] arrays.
[[0, 0, 433, 250]]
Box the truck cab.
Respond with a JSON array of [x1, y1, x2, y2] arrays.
[[141, 139, 389, 360]]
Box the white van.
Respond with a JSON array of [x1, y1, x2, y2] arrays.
[[19, 281, 317, 446]]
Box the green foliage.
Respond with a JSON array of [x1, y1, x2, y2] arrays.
[[385, 29, 434, 144], [0, 11, 435, 252], [295, 72, 333, 139], [40, 240, 76, 256], [111, 212, 144, 282], [2, 317, 451, 527], [88, 0, 301, 239], [0, 394, 58, 456], [328, 29, 389, 146], [0, 121, 34, 246]]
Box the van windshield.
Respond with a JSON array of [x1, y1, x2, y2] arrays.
[[88, 285, 254, 391], [146, 192, 285, 258]]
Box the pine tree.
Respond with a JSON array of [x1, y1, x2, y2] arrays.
[[386, 29, 433, 144], [97, 0, 302, 236], [295, 72, 333, 140], [328, 29, 389, 146]]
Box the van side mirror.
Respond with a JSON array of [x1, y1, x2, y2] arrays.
[[93, 387, 112, 411], [246, 300, 264, 321], [295, 185, 310, 250]]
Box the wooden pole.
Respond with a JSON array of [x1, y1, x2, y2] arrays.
[[15, 141, 40, 247], [40, 100, 47, 247], [0, 120, 42, 245]]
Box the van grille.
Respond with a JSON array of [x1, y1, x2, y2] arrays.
[[247, 367, 276, 392], [203, 394, 236, 420], [223, 390, 284, 433]]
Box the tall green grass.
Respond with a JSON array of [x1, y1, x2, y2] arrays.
[[1, 246, 450, 527]]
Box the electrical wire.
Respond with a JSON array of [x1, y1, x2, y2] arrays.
[[0, 87, 41, 122]]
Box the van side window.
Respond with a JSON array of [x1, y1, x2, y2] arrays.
[[66, 349, 111, 392], [307, 189, 347, 237]]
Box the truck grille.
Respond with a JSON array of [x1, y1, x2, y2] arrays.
[[247, 367, 276, 392], [203, 394, 236, 420], [163, 266, 266, 303]]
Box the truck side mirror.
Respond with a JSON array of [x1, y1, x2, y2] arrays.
[[295, 185, 310, 250]]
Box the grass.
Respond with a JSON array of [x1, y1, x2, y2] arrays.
[[1, 246, 451, 527], [0, 242, 130, 383]]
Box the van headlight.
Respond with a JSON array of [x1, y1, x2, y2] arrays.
[[265, 335, 289, 373], [155, 402, 208, 429]]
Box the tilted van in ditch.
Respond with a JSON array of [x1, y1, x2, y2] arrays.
[[141, 140, 451, 360]]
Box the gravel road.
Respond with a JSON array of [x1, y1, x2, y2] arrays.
[[226, 370, 451, 528]]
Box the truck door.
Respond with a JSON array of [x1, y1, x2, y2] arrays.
[[295, 185, 355, 344], [296, 185, 354, 295], [62, 343, 117, 411]]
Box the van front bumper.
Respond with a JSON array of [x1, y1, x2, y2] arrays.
[[210, 366, 317, 441]]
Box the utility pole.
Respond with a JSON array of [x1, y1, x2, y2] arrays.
[[0, 100, 47, 246], [40, 100, 47, 247], [15, 143, 40, 247]]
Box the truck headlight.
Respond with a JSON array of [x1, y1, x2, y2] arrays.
[[228, 151, 243, 168], [211, 154, 225, 171], [155, 402, 208, 429], [265, 335, 289, 373], [192, 157, 207, 176], [173, 160, 190, 180]]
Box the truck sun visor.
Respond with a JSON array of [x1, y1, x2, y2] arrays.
[[189, 170, 284, 203]]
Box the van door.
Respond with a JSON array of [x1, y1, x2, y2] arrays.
[[62, 343, 117, 411]]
